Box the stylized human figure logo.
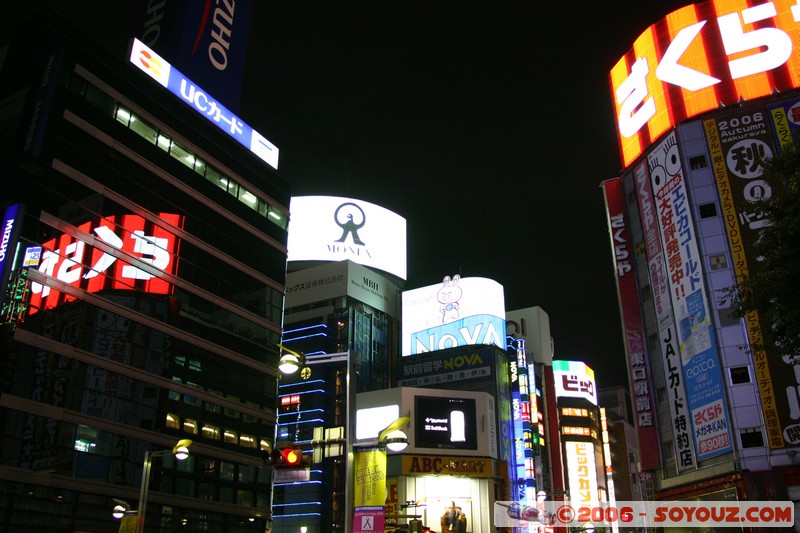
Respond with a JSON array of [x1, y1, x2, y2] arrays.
[[437, 275, 463, 324], [334, 202, 366, 245]]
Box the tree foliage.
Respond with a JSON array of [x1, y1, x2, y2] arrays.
[[729, 144, 800, 359]]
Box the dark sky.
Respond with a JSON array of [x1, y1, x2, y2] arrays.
[[238, 2, 690, 388], [5, 1, 693, 388]]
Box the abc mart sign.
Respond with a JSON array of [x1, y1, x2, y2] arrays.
[[611, 0, 800, 167]]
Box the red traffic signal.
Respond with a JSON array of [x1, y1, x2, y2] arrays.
[[264, 444, 306, 468], [281, 447, 302, 466]]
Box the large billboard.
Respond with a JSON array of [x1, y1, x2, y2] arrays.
[[137, 0, 253, 112], [629, 160, 697, 472], [553, 360, 598, 406], [401, 276, 505, 356], [565, 440, 600, 507], [702, 103, 795, 449], [648, 132, 732, 461], [287, 196, 407, 281], [130, 38, 279, 170], [601, 178, 661, 471], [611, 0, 800, 167], [28, 213, 183, 314]]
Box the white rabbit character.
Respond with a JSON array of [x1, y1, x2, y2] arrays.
[[437, 275, 462, 324]]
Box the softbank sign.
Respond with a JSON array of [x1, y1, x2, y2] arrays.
[[402, 276, 506, 356], [287, 196, 407, 280]]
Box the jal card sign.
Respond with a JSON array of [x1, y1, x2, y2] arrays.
[[402, 276, 505, 356], [553, 360, 598, 406], [648, 132, 732, 461], [287, 196, 407, 280], [28, 213, 183, 314], [130, 38, 279, 170]]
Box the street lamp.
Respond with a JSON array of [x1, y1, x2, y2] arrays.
[[134, 439, 193, 533]]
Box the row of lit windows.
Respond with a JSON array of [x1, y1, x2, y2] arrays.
[[166, 412, 269, 451], [562, 426, 599, 440], [561, 407, 589, 417], [169, 376, 267, 424], [110, 104, 287, 230]]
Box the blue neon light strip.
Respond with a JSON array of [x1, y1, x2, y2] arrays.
[[280, 332, 328, 343], [282, 324, 328, 335], [278, 379, 326, 390]]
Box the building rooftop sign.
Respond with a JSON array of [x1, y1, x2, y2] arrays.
[[130, 38, 279, 170], [610, 0, 800, 167]]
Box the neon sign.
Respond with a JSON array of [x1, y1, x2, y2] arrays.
[[28, 213, 183, 314], [611, 0, 800, 167]]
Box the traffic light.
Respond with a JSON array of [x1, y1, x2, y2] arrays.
[[263, 443, 307, 468]]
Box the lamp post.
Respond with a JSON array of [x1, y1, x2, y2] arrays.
[[277, 346, 409, 533], [134, 439, 192, 533]]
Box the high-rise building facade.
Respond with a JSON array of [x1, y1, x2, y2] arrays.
[[604, 0, 800, 506], [0, 16, 289, 532]]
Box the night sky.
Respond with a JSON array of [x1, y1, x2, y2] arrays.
[[4, 1, 694, 389]]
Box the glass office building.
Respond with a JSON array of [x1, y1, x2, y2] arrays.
[[0, 15, 289, 532]]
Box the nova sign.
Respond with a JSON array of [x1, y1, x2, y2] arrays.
[[611, 0, 800, 167]]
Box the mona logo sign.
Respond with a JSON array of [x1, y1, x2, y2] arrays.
[[287, 196, 407, 280], [611, 0, 800, 167], [28, 213, 183, 314]]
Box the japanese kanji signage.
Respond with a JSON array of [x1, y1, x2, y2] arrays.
[[130, 38, 279, 170], [648, 132, 732, 461], [630, 160, 697, 473], [602, 177, 661, 470]]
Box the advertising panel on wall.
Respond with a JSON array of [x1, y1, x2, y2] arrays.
[[287, 196, 407, 280], [702, 104, 793, 449], [553, 360, 598, 406], [130, 38, 279, 170], [401, 276, 505, 356], [414, 396, 478, 451], [397, 346, 495, 387], [285, 260, 399, 315], [769, 97, 800, 151], [602, 178, 661, 471], [0, 204, 25, 310], [629, 161, 697, 472], [565, 440, 600, 507], [137, 0, 253, 113], [27, 213, 183, 315], [648, 132, 733, 461], [610, 0, 800, 168]]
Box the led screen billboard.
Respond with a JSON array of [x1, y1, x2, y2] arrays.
[[414, 396, 478, 451], [287, 196, 407, 280], [553, 360, 598, 406], [610, 0, 800, 167], [28, 213, 183, 314], [402, 276, 505, 356]]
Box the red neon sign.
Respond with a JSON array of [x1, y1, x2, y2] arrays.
[[28, 213, 183, 314], [611, 0, 800, 167]]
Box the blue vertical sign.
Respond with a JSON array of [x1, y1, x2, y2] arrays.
[[0, 204, 25, 308]]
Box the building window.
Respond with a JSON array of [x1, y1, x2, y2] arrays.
[[690, 155, 708, 169], [657, 387, 666, 404], [166, 413, 180, 429], [709, 253, 728, 271], [641, 285, 653, 302], [239, 434, 257, 449], [740, 428, 765, 448], [698, 202, 718, 219], [730, 366, 751, 385], [183, 418, 198, 435], [717, 306, 741, 327], [202, 425, 220, 440], [223, 430, 238, 444]]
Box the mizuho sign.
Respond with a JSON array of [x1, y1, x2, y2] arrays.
[[611, 0, 800, 167]]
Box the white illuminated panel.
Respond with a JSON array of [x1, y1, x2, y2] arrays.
[[130, 39, 279, 169], [553, 360, 598, 406], [356, 404, 400, 440], [287, 196, 407, 280], [565, 440, 599, 506], [402, 276, 505, 356]]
